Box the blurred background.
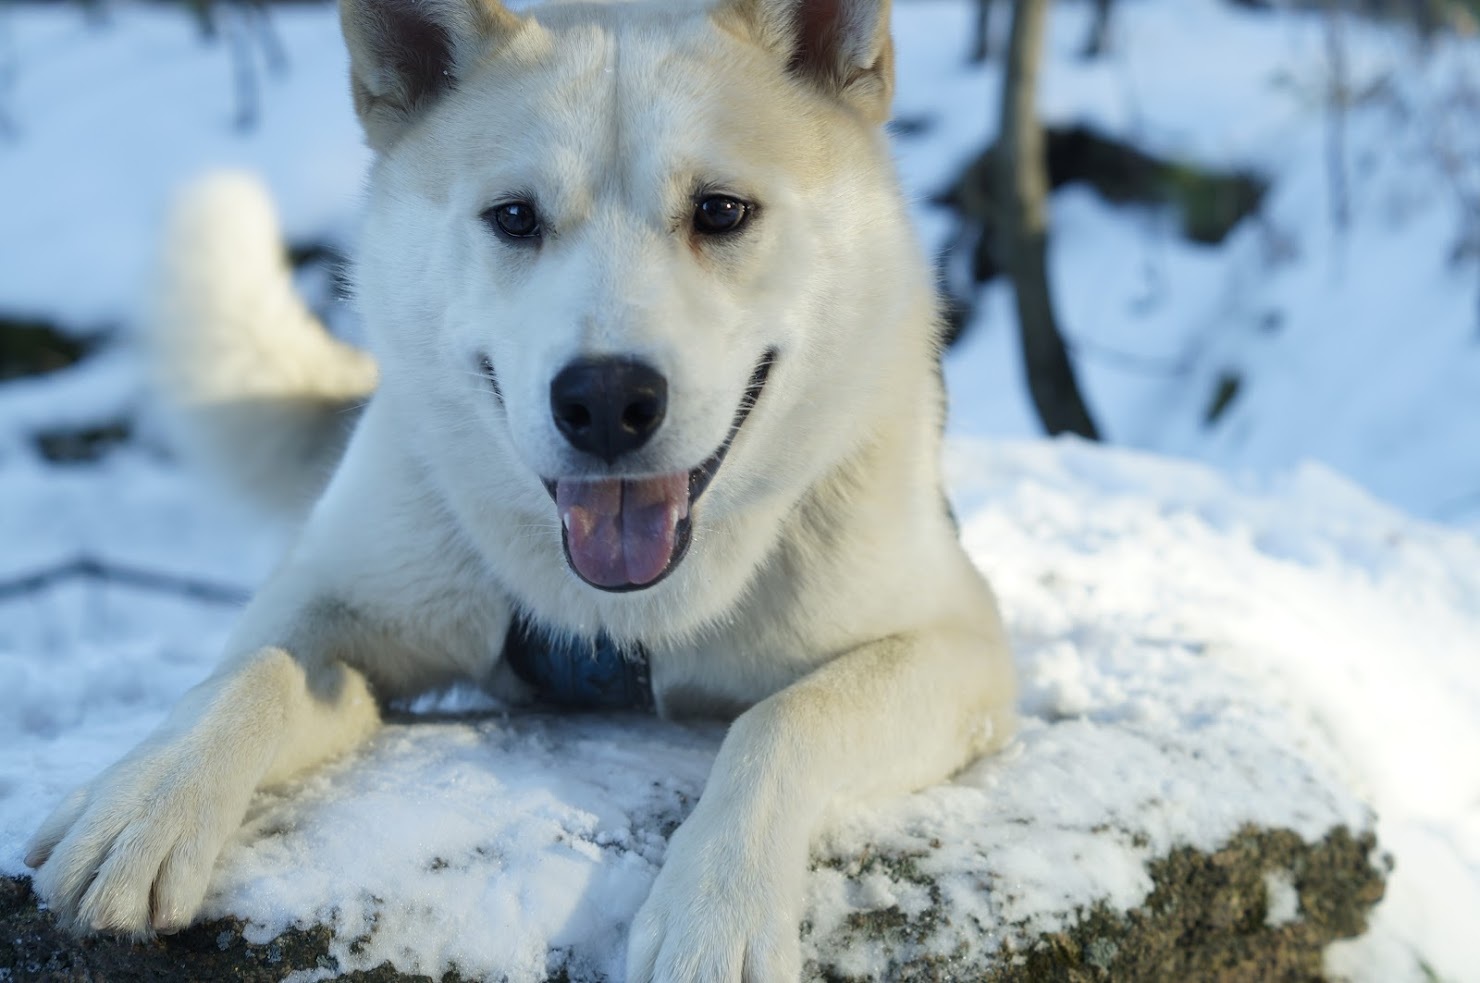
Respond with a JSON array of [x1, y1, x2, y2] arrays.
[[3, 0, 1478, 660], [3, 0, 1480, 531], [1, 0, 1478, 644], [2, 3, 1479, 976]]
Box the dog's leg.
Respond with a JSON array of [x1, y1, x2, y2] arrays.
[[22, 608, 382, 936], [627, 626, 1015, 983], [24, 401, 499, 936]]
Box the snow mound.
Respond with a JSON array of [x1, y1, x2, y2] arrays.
[[5, 438, 1476, 980]]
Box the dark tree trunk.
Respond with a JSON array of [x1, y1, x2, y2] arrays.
[[998, 0, 1101, 440]]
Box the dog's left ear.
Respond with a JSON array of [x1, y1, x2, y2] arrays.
[[341, 0, 523, 151], [721, 0, 895, 125]]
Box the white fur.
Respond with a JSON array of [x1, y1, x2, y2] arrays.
[[27, 1, 1017, 979], [150, 172, 377, 513]]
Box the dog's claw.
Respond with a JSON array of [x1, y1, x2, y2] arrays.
[[27, 746, 244, 938], [626, 809, 804, 983]]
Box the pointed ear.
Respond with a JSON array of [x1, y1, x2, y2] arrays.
[[722, 0, 895, 125], [340, 0, 522, 151]]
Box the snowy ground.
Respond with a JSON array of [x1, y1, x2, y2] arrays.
[[910, 0, 1480, 530], [2, 0, 1479, 980], [6, 439, 1477, 980]]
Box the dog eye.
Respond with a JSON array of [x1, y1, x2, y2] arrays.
[[693, 195, 750, 235], [483, 201, 542, 241]]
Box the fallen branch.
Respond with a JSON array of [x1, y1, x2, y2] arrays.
[[0, 557, 250, 607]]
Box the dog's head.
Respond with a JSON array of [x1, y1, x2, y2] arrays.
[[343, 0, 932, 614]]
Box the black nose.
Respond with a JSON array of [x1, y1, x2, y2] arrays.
[[550, 358, 668, 463]]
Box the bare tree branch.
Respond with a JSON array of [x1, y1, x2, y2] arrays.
[[1323, 0, 1352, 236], [1082, 0, 1115, 59], [0, 5, 18, 142], [971, 0, 996, 64]]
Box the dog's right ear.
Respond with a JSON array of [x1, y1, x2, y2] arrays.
[[340, 0, 522, 151]]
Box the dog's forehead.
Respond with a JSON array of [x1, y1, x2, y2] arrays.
[[436, 6, 818, 211]]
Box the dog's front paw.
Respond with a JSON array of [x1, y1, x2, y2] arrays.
[[24, 744, 251, 936], [626, 811, 804, 983]]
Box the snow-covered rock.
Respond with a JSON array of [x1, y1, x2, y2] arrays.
[[7, 437, 1475, 981]]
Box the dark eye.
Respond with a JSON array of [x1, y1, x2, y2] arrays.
[[483, 201, 542, 241], [694, 195, 751, 235]]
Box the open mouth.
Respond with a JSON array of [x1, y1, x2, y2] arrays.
[[543, 349, 777, 593]]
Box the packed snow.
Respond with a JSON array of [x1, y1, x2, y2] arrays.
[[2, 0, 1479, 980], [11, 438, 1478, 980]]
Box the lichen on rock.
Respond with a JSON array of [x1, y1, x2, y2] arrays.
[[804, 825, 1384, 982], [3, 822, 1385, 982]]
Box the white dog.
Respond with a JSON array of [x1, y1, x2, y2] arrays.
[[25, 0, 1017, 978]]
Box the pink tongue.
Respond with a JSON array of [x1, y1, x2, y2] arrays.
[[556, 473, 691, 588]]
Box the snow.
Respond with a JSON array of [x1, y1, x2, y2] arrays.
[[950, 440, 1480, 982], [3, 0, 1478, 522], [928, 0, 1480, 529], [13, 437, 1476, 980], [1265, 869, 1301, 928], [0, 3, 368, 330], [3, 0, 1480, 980]]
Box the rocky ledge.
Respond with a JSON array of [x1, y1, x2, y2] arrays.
[[3, 822, 1383, 982]]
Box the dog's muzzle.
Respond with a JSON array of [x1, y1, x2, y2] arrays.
[[543, 350, 777, 593]]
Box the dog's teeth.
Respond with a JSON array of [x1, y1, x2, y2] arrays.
[[562, 510, 572, 532]]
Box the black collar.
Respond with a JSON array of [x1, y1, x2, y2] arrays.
[[503, 613, 654, 711]]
